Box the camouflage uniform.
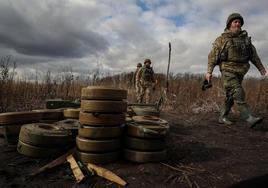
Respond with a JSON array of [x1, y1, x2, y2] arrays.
[[135, 63, 142, 102], [207, 13, 266, 127], [137, 59, 155, 104]]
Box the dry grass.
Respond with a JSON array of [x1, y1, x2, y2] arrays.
[[0, 56, 267, 114]]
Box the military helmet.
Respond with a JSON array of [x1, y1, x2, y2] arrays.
[[137, 63, 142, 67], [144, 58, 151, 64], [226, 13, 244, 28]]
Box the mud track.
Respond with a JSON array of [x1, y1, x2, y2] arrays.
[[0, 111, 268, 188]]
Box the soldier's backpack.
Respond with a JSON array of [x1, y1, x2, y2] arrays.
[[141, 66, 154, 81]]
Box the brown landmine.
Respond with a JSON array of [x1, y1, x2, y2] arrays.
[[81, 86, 127, 100]]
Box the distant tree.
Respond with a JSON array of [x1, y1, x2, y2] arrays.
[[0, 55, 17, 112]]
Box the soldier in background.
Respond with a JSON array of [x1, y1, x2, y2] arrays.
[[206, 13, 267, 127], [137, 59, 156, 104], [134, 63, 142, 102]]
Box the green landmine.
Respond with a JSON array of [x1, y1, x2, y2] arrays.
[[78, 124, 123, 139], [46, 99, 80, 109], [0, 111, 42, 125], [131, 106, 160, 117], [56, 119, 79, 136], [124, 149, 167, 163], [17, 140, 69, 158], [76, 136, 121, 152], [132, 115, 168, 125], [76, 150, 120, 164], [81, 86, 127, 100], [79, 112, 125, 126], [125, 136, 165, 151], [126, 122, 169, 138], [81, 100, 127, 113], [33, 109, 64, 120], [63, 108, 80, 119], [19, 123, 73, 147]]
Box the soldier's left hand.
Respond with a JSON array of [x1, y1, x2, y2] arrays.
[[206, 73, 212, 82]]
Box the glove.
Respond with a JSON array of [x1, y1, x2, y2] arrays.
[[202, 79, 212, 91]]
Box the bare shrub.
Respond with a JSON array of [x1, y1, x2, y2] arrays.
[[0, 59, 267, 115], [0, 55, 16, 112]]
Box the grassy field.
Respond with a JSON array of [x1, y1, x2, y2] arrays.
[[1, 55, 267, 113], [1, 64, 267, 115]]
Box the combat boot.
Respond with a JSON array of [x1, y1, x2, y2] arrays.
[[218, 103, 234, 125], [237, 103, 263, 128], [218, 116, 233, 125], [246, 115, 263, 128]]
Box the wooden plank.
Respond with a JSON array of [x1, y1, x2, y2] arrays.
[[87, 163, 127, 186], [29, 147, 75, 177], [66, 154, 85, 183]]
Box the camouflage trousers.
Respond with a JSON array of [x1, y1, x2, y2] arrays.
[[135, 83, 142, 103], [137, 82, 153, 104], [221, 71, 251, 119]]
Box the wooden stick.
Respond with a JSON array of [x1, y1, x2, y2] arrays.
[[29, 147, 76, 177], [66, 154, 85, 183], [87, 163, 127, 186]]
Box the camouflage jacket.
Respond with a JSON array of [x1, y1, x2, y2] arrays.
[[137, 65, 155, 84], [207, 29, 265, 75]]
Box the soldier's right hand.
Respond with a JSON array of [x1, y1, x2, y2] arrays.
[[206, 73, 212, 82], [260, 68, 267, 76]]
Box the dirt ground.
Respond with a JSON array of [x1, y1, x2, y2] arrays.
[[0, 111, 268, 188]]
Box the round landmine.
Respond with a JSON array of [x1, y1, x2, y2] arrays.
[[17, 140, 67, 158], [19, 123, 73, 147], [32, 109, 63, 120], [0, 111, 42, 125], [79, 112, 125, 126], [78, 124, 123, 139], [81, 100, 127, 113], [125, 136, 165, 151], [63, 108, 80, 119], [131, 106, 160, 117], [132, 116, 168, 125], [124, 149, 167, 163], [56, 119, 79, 136], [76, 150, 120, 164], [126, 122, 169, 138], [76, 136, 121, 152], [81, 86, 127, 100]]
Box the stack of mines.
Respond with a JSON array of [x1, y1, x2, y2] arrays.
[[76, 86, 127, 164], [124, 115, 169, 163]]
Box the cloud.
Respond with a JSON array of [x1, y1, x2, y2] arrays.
[[0, 0, 109, 58], [0, 0, 267, 78]]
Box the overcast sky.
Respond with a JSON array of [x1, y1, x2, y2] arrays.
[[1, 0, 268, 79]]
